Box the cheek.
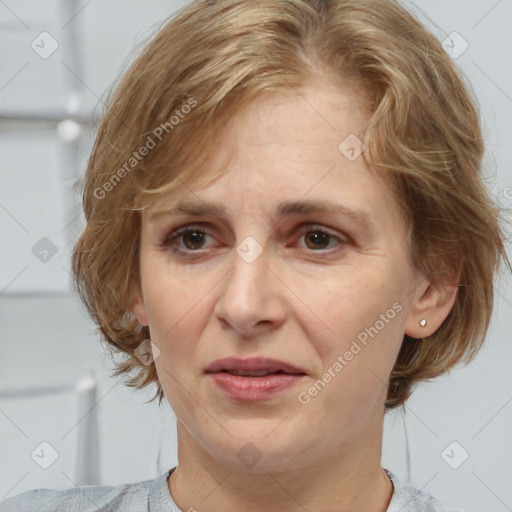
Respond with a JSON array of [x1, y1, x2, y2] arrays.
[[296, 299, 405, 433], [147, 289, 205, 359], [296, 265, 405, 357], [148, 284, 206, 422], [294, 270, 407, 423], [141, 264, 210, 387], [141, 251, 208, 332]]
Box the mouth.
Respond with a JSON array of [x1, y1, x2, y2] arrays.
[[205, 357, 307, 376], [205, 357, 307, 401], [217, 369, 299, 377]]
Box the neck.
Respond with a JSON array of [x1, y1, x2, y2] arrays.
[[168, 420, 393, 512]]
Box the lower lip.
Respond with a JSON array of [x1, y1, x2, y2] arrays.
[[207, 372, 305, 401]]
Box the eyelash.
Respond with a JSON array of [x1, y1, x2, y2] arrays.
[[162, 223, 347, 257]]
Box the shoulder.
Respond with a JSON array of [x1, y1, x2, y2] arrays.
[[385, 470, 465, 512], [0, 476, 157, 512]]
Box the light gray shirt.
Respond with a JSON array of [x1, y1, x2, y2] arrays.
[[0, 467, 464, 511]]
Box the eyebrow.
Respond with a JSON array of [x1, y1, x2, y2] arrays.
[[148, 199, 376, 232]]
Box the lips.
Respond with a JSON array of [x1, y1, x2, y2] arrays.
[[205, 357, 306, 376], [205, 357, 307, 401]]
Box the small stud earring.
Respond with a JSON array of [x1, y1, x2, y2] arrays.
[[419, 319, 427, 328]]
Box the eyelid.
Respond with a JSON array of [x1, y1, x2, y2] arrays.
[[294, 223, 347, 240], [162, 223, 215, 247], [292, 224, 349, 250]]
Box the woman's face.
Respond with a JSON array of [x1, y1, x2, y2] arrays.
[[132, 79, 430, 472]]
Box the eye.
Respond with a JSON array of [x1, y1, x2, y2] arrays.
[[163, 225, 215, 255], [295, 225, 346, 251]]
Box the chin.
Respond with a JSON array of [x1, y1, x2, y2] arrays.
[[201, 424, 317, 473]]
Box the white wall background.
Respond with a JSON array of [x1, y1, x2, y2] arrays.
[[0, 1, 511, 511]]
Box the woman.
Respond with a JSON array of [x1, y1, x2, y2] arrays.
[[2, 0, 508, 510]]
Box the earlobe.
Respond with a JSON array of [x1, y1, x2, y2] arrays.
[[404, 276, 459, 339]]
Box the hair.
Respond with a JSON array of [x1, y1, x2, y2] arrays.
[[72, 0, 510, 410]]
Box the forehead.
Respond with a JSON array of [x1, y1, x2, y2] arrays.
[[147, 78, 373, 191], [231, 78, 373, 145], [144, 78, 401, 229]]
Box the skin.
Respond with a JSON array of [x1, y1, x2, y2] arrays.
[[131, 77, 458, 512]]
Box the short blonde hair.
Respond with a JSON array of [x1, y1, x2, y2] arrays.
[[72, 0, 510, 409]]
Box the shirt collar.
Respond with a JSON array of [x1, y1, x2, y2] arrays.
[[149, 467, 180, 511], [149, 467, 403, 511]]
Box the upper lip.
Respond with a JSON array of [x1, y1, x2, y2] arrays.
[[205, 357, 306, 375]]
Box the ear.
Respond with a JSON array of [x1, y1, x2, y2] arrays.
[[404, 270, 459, 339], [130, 283, 149, 327]]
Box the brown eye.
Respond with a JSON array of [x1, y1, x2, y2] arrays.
[[163, 225, 214, 256], [297, 226, 345, 251], [181, 230, 206, 250], [304, 231, 331, 250]]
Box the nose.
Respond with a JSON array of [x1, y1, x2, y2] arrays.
[[213, 244, 288, 338]]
